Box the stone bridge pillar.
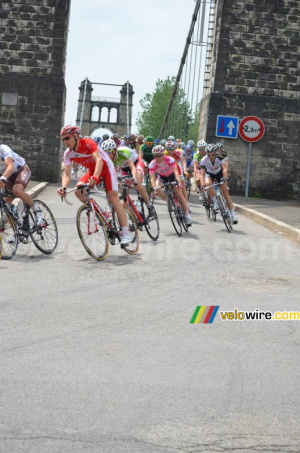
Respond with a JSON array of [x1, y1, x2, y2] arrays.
[[0, 1, 71, 182], [199, 0, 300, 198]]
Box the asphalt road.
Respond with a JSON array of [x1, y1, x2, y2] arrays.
[[1, 182, 300, 453]]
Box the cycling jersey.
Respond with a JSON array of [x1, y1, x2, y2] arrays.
[[200, 155, 225, 175], [113, 146, 138, 169], [64, 137, 110, 171], [193, 151, 205, 164], [0, 144, 26, 174], [149, 156, 176, 177], [140, 143, 154, 164], [184, 151, 194, 167]]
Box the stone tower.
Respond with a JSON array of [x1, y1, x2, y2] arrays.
[[0, 1, 71, 182], [199, 0, 300, 198], [76, 80, 134, 137]]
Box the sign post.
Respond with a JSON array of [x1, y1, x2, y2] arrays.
[[238, 116, 265, 198]]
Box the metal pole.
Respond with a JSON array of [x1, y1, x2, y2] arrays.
[[79, 77, 88, 130], [126, 80, 130, 134], [245, 142, 252, 197]]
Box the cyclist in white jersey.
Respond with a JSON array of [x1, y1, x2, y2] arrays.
[[0, 144, 43, 225], [199, 144, 238, 224]]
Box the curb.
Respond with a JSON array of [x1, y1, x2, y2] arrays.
[[26, 182, 49, 199], [233, 203, 300, 244]]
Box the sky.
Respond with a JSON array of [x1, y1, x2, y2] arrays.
[[64, 0, 197, 134]]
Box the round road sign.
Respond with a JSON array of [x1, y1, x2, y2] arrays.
[[238, 116, 265, 142]]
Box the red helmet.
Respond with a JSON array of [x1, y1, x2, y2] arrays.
[[60, 124, 81, 136], [165, 140, 176, 150]]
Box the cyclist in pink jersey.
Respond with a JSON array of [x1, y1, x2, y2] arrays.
[[58, 125, 132, 245], [149, 145, 192, 226]]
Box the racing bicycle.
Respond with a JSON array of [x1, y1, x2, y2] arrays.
[[0, 188, 58, 259], [64, 184, 139, 261]]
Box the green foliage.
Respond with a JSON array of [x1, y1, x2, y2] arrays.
[[136, 77, 194, 140]]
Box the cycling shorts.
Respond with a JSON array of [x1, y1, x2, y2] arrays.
[[205, 169, 223, 182], [157, 173, 176, 184], [77, 163, 118, 192], [5, 164, 31, 190]]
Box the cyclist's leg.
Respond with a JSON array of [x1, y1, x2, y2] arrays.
[[103, 163, 131, 242], [154, 177, 167, 201], [174, 185, 189, 214], [75, 170, 90, 203], [220, 184, 234, 210]]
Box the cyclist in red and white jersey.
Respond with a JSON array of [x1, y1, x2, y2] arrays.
[[58, 125, 132, 245], [164, 140, 190, 206], [149, 145, 192, 226]]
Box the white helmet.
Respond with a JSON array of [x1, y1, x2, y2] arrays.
[[167, 135, 175, 141], [101, 139, 117, 153], [197, 140, 207, 148], [152, 145, 165, 156]]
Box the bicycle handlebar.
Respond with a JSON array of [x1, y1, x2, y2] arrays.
[[62, 183, 101, 205]]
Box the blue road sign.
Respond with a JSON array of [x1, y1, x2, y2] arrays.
[[216, 115, 239, 139]]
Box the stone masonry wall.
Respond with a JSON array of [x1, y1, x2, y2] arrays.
[[0, 0, 70, 182], [199, 0, 300, 198]]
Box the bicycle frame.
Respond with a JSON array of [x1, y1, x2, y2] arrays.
[[119, 176, 144, 225]]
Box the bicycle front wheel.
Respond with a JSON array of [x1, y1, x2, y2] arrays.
[[29, 200, 58, 253], [0, 207, 18, 259], [141, 200, 160, 241], [217, 196, 232, 233], [168, 198, 182, 236], [76, 205, 109, 261]]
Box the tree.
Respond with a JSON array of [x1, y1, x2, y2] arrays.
[[136, 77, 191, 139]]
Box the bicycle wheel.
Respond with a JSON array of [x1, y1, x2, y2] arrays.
[[0, 207, 18, 259], [185, 179, 191, 199], [217, 196, 232, 233], [141, 200, 160, 241], [28, 200, 58, 253], [203, 192, 211, 218], [167, 197, 182, 236], [210, 203, 216, 221], [112, 205, 139, 255], [76, 204, 109, 260], [175, 198, 188, 233]]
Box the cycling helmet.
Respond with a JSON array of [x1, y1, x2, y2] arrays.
[[102, 133, 109, 140], [168, 135, 175, 141], [205, 144, 214, 153], [101, 139, 117, 153], [187, 140, 194, 147], [60, 124, 80, 136], [130, 134, 136, 140], [178, 141, 185, 148], [216, 142, 224, 150], [112, 133, 119, 139], [152, 145, 165, 156], [165, 140, 176, 150], [123, 134, 130, 140], [160, 139, 166, 146], [154, 138, 160, 145], [185, 145, 192, 152], [137, 134, 144, 140], [145, 135, 154, 143], [197, 140, 207, 148], [93, 136, 101, 144]]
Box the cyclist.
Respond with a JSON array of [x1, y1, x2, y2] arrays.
[[121, 134, 131, 147], [149, 145, 192, 227], [102, 139, 155, 218], [111, 133, 121, 147], [183, 145, 194, 176], [139, 135, 154, 166], [129, 134, 137, 150], [58, 125, 132, 245], [199, 144, 238, 224], [164, 140, 190, 206], [137, 134, 144, 150], [0, 143, 43, 225], [193, 140, 207, 199]]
